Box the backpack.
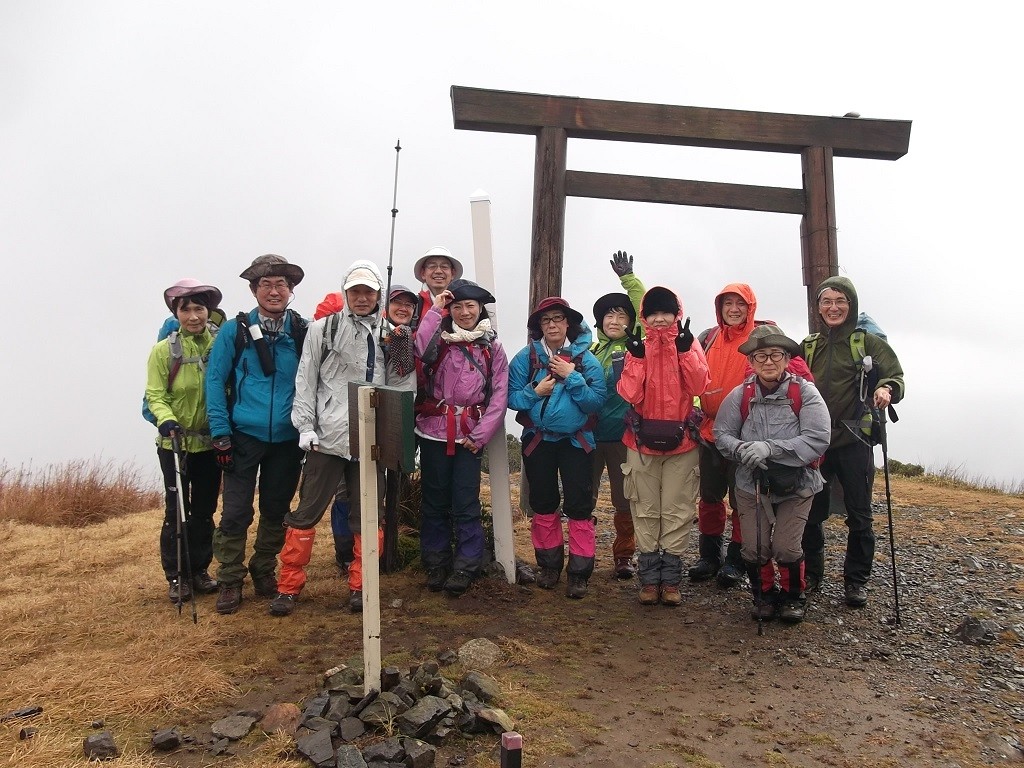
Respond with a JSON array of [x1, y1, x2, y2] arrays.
[[514, 344, 597, 456], [224, 309, 308, 411], [142, 325, 220, 425]]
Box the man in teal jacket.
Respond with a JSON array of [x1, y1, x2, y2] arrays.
[[205, 254, 307, 615], [590, 250, 645, 578]]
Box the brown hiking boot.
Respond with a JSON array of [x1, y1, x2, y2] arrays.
[[638, 584, 660, 605], [216, 584, 242, 615], [566, 576, 589, 599], [660, 585, 682, 607], [192, 570, 218, 594], [614, 557, 636, 579], [252, 572, 278, 597]]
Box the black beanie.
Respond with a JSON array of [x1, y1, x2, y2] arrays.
[[593, 293, 636, 330], [641, 286, 679, 318]]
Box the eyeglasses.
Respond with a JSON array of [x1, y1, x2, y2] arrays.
[[257, 279, 289, 292], [539, 314, 566, 325], [751, 351, 787, 363], [423, 261, 452, 272], [389, 299, 416, 309], [818, 298, 849, 308]]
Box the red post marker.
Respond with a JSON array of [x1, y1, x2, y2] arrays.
[[500, 731, 523, 768]]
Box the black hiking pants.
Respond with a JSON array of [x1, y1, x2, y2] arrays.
[[158, 447, 221, 581]]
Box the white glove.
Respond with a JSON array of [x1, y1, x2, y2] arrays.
[[737, 441, 771, 469], [299, 430, 319, 452]]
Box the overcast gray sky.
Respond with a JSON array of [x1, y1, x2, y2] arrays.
[[2, 2, 1018, 486]]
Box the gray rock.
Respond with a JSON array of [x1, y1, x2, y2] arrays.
[[19, 727, 38, 740], [211, 715, 256, 741], [392, 680, 418, 706], [459, 671, 502, 704], [305, 716, 339, 734], [1, 706, 42, 722], [477, 708, 514, 734], [359, 692, 408, 727], [403, 737, 437, 768], [327, 694, 353, 723], [395, 695, 452, 739], [151, 727, 182, 751], [296, 727, 335, 768], [325, 665, 363, 691], [361, 735, 405, 762], [208, 737, 232, 756], [83, 730, 119, 761], [350, 690, 379, 718], [382, 666, 402, 691], [457, 639, 503, 669], [437, 650, 458, 667], [303, 692, 332, 722], [338, 716, 366, 742], [955, 616, 1000, 645], [335, 744, 369, 768], [984, 732, 1024, 760]]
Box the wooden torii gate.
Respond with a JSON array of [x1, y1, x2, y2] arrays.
[[450, 86, 911, 331]]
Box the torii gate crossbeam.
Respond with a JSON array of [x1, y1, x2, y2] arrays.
[[450, 86, 911, 332]]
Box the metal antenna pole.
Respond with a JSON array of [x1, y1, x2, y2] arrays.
[[385, 140, 401, 307]]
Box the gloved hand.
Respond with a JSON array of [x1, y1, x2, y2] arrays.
[[624, 325, 645, 358], [299, 430, 319, 452], [158, 420, 181, 438], [212, 436, 234, 473], [737, 441, 771, 469], [610, 250, 634, 276], [675, 317, 694, 353]]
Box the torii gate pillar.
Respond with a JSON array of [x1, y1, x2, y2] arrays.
[[451, 87, 911, 333]]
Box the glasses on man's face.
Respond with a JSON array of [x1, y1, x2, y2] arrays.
[[257, 279, 289, 292], [751, 351, 787, 363], [539, 314, 566, 326], [423, 261, 452, 272], [818, 298, 848, 308]]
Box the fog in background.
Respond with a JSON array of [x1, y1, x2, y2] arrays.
[[2, 2, 1018, 485]]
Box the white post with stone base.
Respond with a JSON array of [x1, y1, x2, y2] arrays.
[[470, 190, 516, 584], [358, 386, 382, 693]]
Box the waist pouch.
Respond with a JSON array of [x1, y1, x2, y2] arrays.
[[635, 417, 686, 452], [757, 461, 802, 495]]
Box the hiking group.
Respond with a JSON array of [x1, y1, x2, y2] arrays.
[[145, 247, 904, 625]]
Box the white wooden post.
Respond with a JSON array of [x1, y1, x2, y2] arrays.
[[358, 386, 382, 693], [470, 190, 516, 585]]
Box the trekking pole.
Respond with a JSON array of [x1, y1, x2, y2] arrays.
[[877, 408, 902, 626], [171, 434, 198, 624], [753, 469, 765, 637], [384, 139, 401, 318]]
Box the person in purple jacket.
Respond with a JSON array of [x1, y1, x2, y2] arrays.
[[414, 278, 510, 597]]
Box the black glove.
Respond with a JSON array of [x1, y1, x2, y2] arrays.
[[624, 326, 645, 358], [158, 420, 181, 438], [212, 436, 234, 473], [675, 317, 694, 353], [610, 250, 634, 277]]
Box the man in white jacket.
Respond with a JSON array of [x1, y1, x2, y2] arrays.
[[270, 260, 390, 616]]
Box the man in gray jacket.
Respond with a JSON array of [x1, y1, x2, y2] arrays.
[[713, 326, 831, 623], [270, 260, 400, 616]]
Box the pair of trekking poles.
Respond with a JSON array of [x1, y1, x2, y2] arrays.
[[170, 434, 198, 624]]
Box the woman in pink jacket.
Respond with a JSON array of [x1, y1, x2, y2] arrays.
[[618, 287, 710, 606], [414, 279, 509, 597]]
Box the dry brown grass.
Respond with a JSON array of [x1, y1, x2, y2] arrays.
[[0, 460, 160, 527]]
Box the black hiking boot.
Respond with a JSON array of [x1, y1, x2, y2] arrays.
[[426, 567, 450, 592], [168, 579, 193, 604], [844, 583, 868, 608], [192, 570, 218, 594], [268, 593, 298, 617], [537, 568, 561, 590], [252, 572, 278, 597], [778, 596, 806, 623], [348, 590, 363, 613], [716, 541, 745, 588], [751, 590, 779, 621], [566, 576, 589, 599], [216, 584, 242, 615], [688, 534, 722, 581], [443, 570, 474, 597]]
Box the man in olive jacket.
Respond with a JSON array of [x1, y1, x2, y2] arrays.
[[800, 276, 905, 608]]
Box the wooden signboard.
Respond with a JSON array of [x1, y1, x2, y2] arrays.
[[347, 382, 416, 473]]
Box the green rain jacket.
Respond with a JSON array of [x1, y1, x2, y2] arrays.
[[590, 272, 645, 442], [803, 276, 905, 450], [145, 328, 216, 453]]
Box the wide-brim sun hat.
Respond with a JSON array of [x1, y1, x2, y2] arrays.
[[239, 254, 305, 286], [593, 292, 635, 330], [527, 296, 583, 335], [737, 324, 802, 358], [163, 278, 223, 312], [447, 278, 495, 305], [413, 246, 464, 282]]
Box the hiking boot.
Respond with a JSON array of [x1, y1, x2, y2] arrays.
[[192, 570, 218, 594], [216, 584, 242, 615], [566, 576, 589, 599], [614, 557, 636, 579], [750, 591, 777, 621], [443, 570, 474, 597], [716, 562, 745, 589], [426, 567, 450, 592], [638, 584, 660, 605], [348, 590, 363, 612], [660, 585, 682, 607], [844, 583, 868, 608], [687, 557, 719, 581], [688, 534, 723, 581], [778, 597, 806, 623], [168, 579, 193, 604], [269, 592, 298, 617], [537, 568, 561, 590], [804, 572, 822, 593], [252, 572, 278, 597]]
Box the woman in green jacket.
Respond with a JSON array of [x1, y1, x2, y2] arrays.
[[145, 279, 223, 604]]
